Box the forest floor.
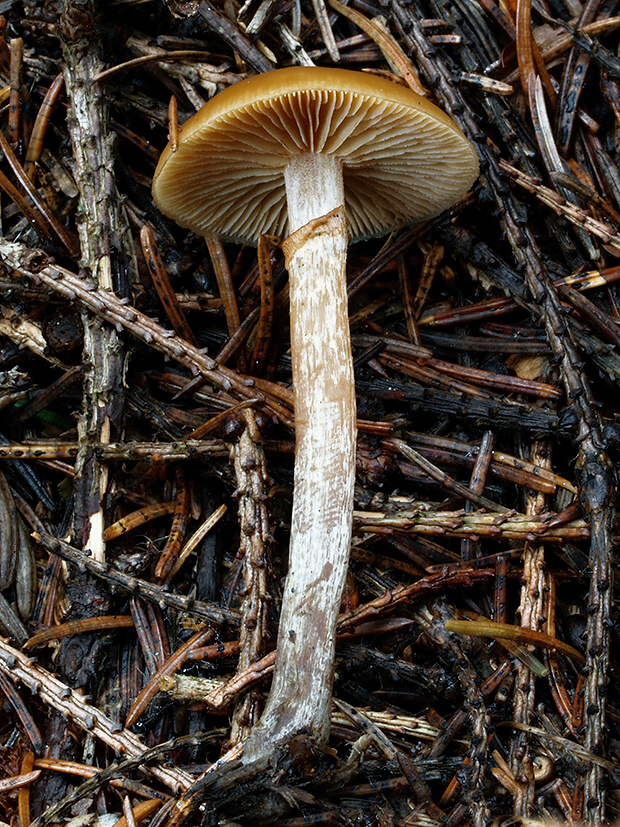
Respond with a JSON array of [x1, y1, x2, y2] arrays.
[[0, 0, 618, 824]]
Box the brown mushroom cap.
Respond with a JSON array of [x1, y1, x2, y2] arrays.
[[152, 67, 479, 245]]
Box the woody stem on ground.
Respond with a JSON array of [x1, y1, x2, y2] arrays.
[[60, 0, 136, 561], [243, 153, 356, 758]]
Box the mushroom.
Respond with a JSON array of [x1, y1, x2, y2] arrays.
[[152, 66, 478, 758]]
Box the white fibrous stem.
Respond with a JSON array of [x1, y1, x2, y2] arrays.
[[243, 153, 356, 757]]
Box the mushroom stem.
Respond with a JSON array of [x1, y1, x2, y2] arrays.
[[244, 153, 356, 756]]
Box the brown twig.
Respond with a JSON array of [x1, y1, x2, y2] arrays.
[[228, 409, 272, 743], [0, 637, 194, 792]]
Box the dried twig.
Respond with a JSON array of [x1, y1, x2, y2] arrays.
[[0, 637, 193, 793], [60, 0, 135, 562], [228, 409, 272, 743]]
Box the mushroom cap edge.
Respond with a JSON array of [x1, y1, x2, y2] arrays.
[[152, 66, 479, 245]]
